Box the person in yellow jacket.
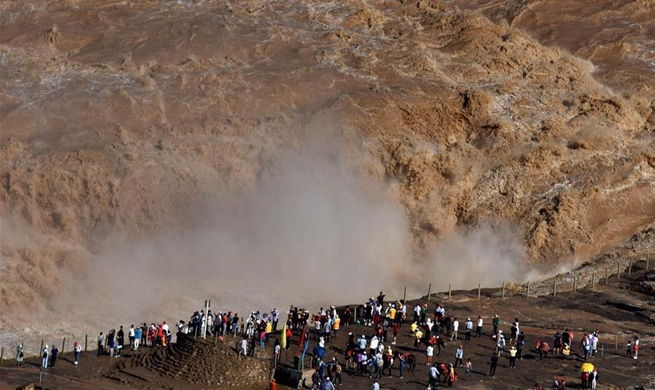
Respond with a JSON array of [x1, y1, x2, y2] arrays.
[[414, 329, 423, 351], [332, 316, 341, 338], [265, 321, 272, 334]]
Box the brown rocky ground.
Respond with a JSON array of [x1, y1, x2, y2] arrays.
[[1, 268, 654, 389]]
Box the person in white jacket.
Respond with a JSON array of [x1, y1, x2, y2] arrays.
[[369, 335, 379, 356], [451, 318, 459, 341], [42, 345, 49, 368]]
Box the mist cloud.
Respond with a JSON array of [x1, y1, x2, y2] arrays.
[[423, 223, 526, 292], [74, 144, 410, 323]]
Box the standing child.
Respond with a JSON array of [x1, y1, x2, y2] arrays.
[[426, 344, 434, 364], [74, 341, 82, 365], [465, 358, 472, 377]]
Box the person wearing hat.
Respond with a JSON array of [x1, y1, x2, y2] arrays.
[[358, 335, 367, 351], [497, 332, 506, 353], [465, 318, 473, 340], [509, 345, 517, 368]]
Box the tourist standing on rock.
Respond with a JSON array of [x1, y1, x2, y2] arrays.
[[371, 379, 380, 390], [323, 319, 332, 343], [540, 341, 550, 360], [489, 352, 499, 378], [108, 329, 116, 357], [476, 316, 483, 338], [451, 318, 459, 341], [232, 313, 240, 336], [366, 302, 374, 326], [333, 359, 343, 384], [223, 312, 230, 336], [508, 345, 517, 368], [465, 357, 472, 377], [426, 344, 434, 364], [454, 344, 464, 368], [496, 332, 506, 353], [414, 328, 423, 351], [42, 344, 49, 368], [117, 326, 124, 356], [392, 321, 399, 345], [259, 328, 267, 351], [377, 292, 386, 307], [50, 345, 58, 367], [163, 321, 171, 346], [413, 303, 421, 324], [272, 308, 280, 332], [15, 343, 24, 366], [517, 331, 525, 360], [156, 324, 163, 347], [274, 339, 281, 364], [553, 331, 562, 354], [343, 307, 352, 327], [581, 334, 591, 360], [510, 318, 519, 344], [207, 311, 215, 336], [633, 336, 639, 359], [590, 369, 598, 389], [383, 350, 393, 378], [74, 341, 82, 365], [428, 363, 438, 387], [320, 377, 335, 390], [562, 329, 571, 350], [97, 332, 105, 356], [492, 315, 500, 337], [465, 318, 473, 340], [369, 335, 379, 356], [435, 303, 445, 319], [591, 333, 599, 357], [249, 332, 257, 356], [129, 325, 135, 349], [141, 323, 147, 346], [134, 326, 142, 350], [358, 334, 367, 351], [148, 324, 156, 347], [357, 351, 367, 374], [240, 337, 248, 357]]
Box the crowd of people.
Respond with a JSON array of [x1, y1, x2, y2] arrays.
[[11, 290, 643, 389]]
